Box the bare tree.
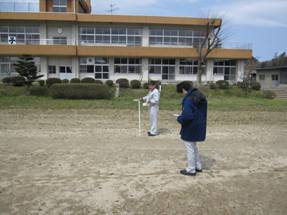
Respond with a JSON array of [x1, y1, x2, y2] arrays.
[[196, 18, 224, 85]]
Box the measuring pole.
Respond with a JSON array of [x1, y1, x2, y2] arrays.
[[133, 99, 141, 136]]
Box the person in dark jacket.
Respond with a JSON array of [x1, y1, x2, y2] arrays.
[[176, 81, 208, 176]]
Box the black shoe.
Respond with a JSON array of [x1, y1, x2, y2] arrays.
[[180, 169, 196, 176], [148, 133, 156, 136], [196, 169, 203, 173]]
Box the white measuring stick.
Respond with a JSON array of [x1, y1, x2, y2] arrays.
[[133, 99, 141, 136]]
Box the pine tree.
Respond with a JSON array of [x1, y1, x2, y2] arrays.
[[14, 55, 43, 88]]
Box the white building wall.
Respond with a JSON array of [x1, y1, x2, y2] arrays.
[[142, 58, 149, 81], [72, 57, 79, 78], [142, 26, 149, 47], [47, 57, 75, 80], [237, 60, 245, 82], [39, 22, 47, 44], [47, 22, 73, 44], [40, 57, 48, 80], [206, 60, 214, 82]]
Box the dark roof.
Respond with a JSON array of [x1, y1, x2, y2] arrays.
[[256, 66, 287, 71]]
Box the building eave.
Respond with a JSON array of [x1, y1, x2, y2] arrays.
[[0, 45, 251, 59], [0, 12, 221, 27], [77, 14, 222, 27], [0, 12, 76, 22]]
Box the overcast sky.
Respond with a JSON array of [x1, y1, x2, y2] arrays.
[[92, 0, 287, 61]]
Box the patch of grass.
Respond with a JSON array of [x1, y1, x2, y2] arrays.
[[0, 95, 287, 112], [1, 83, 287, 111]]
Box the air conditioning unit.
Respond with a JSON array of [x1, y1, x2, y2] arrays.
[[87, 58, 94, 65]]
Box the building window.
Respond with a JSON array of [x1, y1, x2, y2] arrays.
[[0, 56, 40, 77], [0, 25, 40, 44], [213, 60, 237, 81], [53, 0, 67, 12], [149, 58, 176, 80], [79, 57, 109, 79], [95, 57, 109, 79], [149, 28, 205, 47], [48, 65, 56, 74], [114, 58, 141, 74], [59, 66, 72, 73], [272, 74, 279, 81], [259, 74, 265, 81], [80, 26, 142, 46], [179, 59, 198, 75], [53, 37, 67, 45]]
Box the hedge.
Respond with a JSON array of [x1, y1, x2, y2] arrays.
[[2, 76, 26, 87], [116, 79, 129, 88], [94, 80, 103, 85], [105, 80, 114, 87], [130, 80, 141, 89], [49, 83, 112, 99], [70, 78, 81, 83], [46, 78, 61, 87], [81, 77, 96, 83], [62, 79, 69, 84], [250, 82, 261, 91], [38, 80, 45, 86], [29, 86, 49, 96], [216, 80, 229, 89]]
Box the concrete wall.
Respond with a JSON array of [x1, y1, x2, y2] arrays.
[[257, 70, 287, 89]]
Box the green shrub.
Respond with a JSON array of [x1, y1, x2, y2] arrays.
[[70, 78, 81, 83], [46, 78, 61, 87], [143, 82, 148, 89], [130, 80, 141, 89], [216, 80, 229, 89], [94, 80, 103, 85], [29, 86, 49, 96], [2, 77, 12, 85], [38, 80, 45, 86], [0, 85, 27, 96], [9, 76, 26, 87], [105, 80, 114, 87], [209, 82, 217, 90], [81, 77, 95, 83], [262, 90, 276, 99], [250, 82, 261, 91], [237, 81, 246, 89], [50, 83, 112, 99], [116, 79, 129, 88], [62, 79, 69, 84]]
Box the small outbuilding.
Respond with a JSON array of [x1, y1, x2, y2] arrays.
[[256, 66, 287, 89]]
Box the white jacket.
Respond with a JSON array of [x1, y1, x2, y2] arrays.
[[143, 88, 160, 106]]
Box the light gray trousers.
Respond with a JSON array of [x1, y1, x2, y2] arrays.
[[183, 140, 202, 173], [149, 105, 159, 135]]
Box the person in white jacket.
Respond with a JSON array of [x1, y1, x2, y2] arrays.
[[142, 81, 160, 136]]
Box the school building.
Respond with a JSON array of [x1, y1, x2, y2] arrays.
[[0, 0, 252, 83]]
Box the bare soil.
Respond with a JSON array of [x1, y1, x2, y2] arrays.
[[0, 109, 287, 215]]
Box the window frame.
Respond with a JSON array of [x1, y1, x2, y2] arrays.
[[114, 57, 142, 74], [52, 0, 68, 13]]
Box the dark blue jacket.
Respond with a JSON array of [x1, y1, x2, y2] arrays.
[[177, 88, 208, 142]]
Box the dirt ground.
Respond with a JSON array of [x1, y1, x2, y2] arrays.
[[0, 108, 287, 215]]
